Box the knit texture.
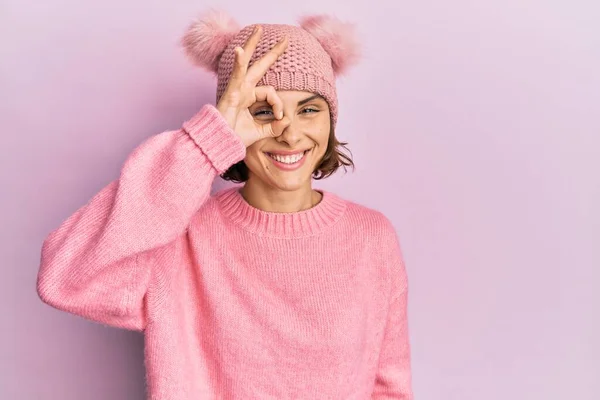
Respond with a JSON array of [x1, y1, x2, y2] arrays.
[[216, 24, 340, 128], [36, 104, 413, 399]]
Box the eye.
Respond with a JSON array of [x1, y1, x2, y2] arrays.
[[253, 109, 274, 117], [301, 107, 320, 114]]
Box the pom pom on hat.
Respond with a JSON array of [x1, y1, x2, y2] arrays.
[[299, 14, 361, 76], [181, 9, 240, 73]]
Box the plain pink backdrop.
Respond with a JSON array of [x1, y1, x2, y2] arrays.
[[3, 0, 599, 399]]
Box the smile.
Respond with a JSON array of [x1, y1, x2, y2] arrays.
[[265, 150, 310, 170]]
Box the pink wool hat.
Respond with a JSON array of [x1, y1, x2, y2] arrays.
[[181, 10, 361, 129]]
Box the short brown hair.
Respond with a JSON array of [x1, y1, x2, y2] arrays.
[[220, 128, 354, 183]]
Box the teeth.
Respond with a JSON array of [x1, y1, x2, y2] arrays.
[[269, 152, 305, 164]]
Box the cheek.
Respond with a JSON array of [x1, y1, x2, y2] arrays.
[[243, 141, 272, 175], [306, 116, 331, 148], [313, 127, 331, 154], [243, 145, 260, 167]]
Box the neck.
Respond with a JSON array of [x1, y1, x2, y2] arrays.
[[240, 178, 322, 213], [215, 185, 347, 238]]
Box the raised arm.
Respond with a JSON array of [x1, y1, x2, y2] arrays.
[[36, 104, 245, 330]]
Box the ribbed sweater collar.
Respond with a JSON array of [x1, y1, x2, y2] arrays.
[[215, 187, 347, 238]]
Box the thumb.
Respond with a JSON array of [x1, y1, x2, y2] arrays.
[[259, 116, 288, 139], [259, 122, 277, 139]]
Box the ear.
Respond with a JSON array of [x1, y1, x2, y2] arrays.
[[181, 9, 240, 73], [299, 14, 361, 76]]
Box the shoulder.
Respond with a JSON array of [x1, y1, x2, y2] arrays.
[[334, 192, 399, 243], [335, 193, 408, 287], [187, 190, 226, 229]]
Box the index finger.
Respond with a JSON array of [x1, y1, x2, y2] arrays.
[[246, 36, 289, 84], [239, 25, 263, 66]]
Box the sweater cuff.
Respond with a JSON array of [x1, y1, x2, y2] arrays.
[[182, 104, 246, 174]]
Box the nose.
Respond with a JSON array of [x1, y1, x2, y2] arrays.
[[275, 116, 302, 147]]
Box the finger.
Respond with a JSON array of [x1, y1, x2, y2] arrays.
[[246, 36, 289, 84], [229, 25, 262, 82], [254, 86, 284, 120], [241, 25, 263, 64], [260, 122, 280, 139], [263, 114, 291, 138], [229, 46, 247, 81]]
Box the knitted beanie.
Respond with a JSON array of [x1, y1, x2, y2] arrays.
[[181, 10, 361, 130]]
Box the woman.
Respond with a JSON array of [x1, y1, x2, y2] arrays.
[[36, 11, 414, 399]]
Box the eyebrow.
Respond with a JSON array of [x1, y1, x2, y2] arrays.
[[254, 94, 325, 108], [297, 94, 324, 106]]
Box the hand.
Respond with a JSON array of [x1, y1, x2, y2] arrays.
[[216, 25, 289, 148]]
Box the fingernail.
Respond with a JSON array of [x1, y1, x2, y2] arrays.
[[279, 111, 283, 119]]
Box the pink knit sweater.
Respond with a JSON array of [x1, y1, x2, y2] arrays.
[[37, 104, 413, 399]]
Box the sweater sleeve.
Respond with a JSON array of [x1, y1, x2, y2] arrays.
[[36, 104, 246, 331], [372, 225, 414, 399]]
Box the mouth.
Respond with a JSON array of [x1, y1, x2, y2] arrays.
[[264, 149, 311, 171]]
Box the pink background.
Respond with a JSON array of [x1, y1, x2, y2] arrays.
[[3, 0, 599, 399]]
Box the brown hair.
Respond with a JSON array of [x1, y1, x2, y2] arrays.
[[220, 128, 354, 183]]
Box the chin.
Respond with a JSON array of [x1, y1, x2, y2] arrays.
[[267, 174, 313, 192]]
